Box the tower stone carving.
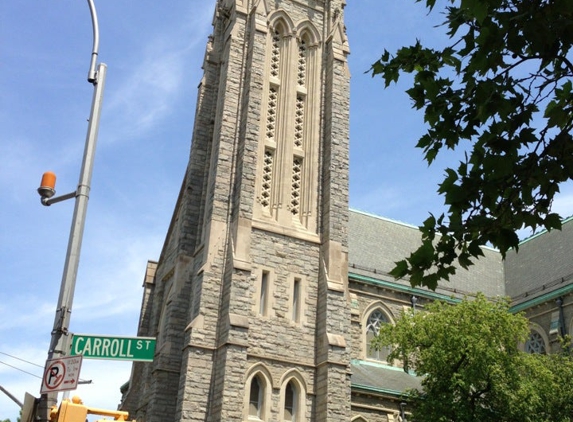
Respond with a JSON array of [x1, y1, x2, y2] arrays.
[[123, 0, 351, 420]]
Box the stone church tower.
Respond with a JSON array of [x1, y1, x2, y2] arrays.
[[123, 0, 352, 420]]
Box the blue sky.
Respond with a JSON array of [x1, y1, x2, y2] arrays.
[[2, 1, 573, 420]]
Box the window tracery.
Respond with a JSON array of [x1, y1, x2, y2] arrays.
[[297, 39, 307, 86], [260, 150, 274, 209], [294, 95, 304, 149], [525, 330, 547, 354], [266, 87, 278, 142], [366, 309, 392, 361], [290, 158, 302, 216], [270, 30, 281, 79], [255, 18, 320, 233]]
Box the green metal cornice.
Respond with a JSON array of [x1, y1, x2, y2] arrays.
[[351, 382, 406, 398], [510, 283, 573, 313], [349, 272, 460, 304]]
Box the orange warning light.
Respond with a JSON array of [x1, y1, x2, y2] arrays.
[[38, 171, 57, 199]]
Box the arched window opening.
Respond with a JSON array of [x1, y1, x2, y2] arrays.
[[366, 309, 391, 361], [270, 25, 284, 79], [297, 37, 307, 87], [525, 330, 547, 354], [283, 381, 298, 421], [249, 375, 264, 419], [259, 23, 285, 218], [255, 16, 321, 233], [290, 32, 310, 223]]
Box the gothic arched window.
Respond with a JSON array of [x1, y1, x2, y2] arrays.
[[245, 367, 273, 421], [259, 23, 284, 220], [283, 381, 298, 421], [249, 375, 265, 419], [366, 309, 391, 361], [280, 375, 306, 422], [525, 329, 547, 354], [255, 17, 321, 235]]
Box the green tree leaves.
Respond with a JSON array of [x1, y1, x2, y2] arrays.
[[372, 295, 573, 421], [372, 0, 573, 289]]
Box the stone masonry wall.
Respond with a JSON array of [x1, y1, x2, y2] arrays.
[[126, 1, 353, 421]]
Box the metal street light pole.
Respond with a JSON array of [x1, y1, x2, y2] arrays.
[[36, 1, 106, 420]]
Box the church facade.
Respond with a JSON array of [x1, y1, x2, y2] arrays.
[[120, 1, 573, 421]]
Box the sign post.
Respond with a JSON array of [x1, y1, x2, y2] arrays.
[[70, 334, 156, 362]]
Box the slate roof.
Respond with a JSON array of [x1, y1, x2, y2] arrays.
[[348, 209, 505, 298], [505, 217, 573, 304], [351, 360, 421, 396]]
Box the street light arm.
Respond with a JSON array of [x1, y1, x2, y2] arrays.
[[41, 190, 77, 206], [0, 384, 23, 409], [87, 0, 100, 83]]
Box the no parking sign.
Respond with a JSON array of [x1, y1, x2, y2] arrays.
[[40, 355, 83, 394]]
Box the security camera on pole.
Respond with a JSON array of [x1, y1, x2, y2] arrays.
[[36, 1, 107, 420]]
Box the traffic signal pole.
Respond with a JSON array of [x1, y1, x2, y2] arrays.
[[36, 1, 106, 420]]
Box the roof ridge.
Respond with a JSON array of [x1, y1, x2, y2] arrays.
[[517, 214, 573, 245], [349, 208, 419, 230]]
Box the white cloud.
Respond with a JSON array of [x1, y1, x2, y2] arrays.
[[0, 300, 54, 332], [552, 186, 573, 219], [103, 47, 187, 138], [102, 5, 213, 144]]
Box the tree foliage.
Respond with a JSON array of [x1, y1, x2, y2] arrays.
[[372, 0, 573, 289], [372, 295, 573, 421]]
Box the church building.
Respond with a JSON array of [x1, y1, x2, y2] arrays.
[[120, 1, 573, 421]]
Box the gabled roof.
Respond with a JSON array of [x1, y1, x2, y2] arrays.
[[351, 360, 421, 397], [505, 217, 573, 305], [348, 209, 505, 298]]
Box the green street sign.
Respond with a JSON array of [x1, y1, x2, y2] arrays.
[[70, 334, 156, 362]]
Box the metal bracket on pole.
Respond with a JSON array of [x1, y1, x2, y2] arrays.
[[41, 190, 77, 206]]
